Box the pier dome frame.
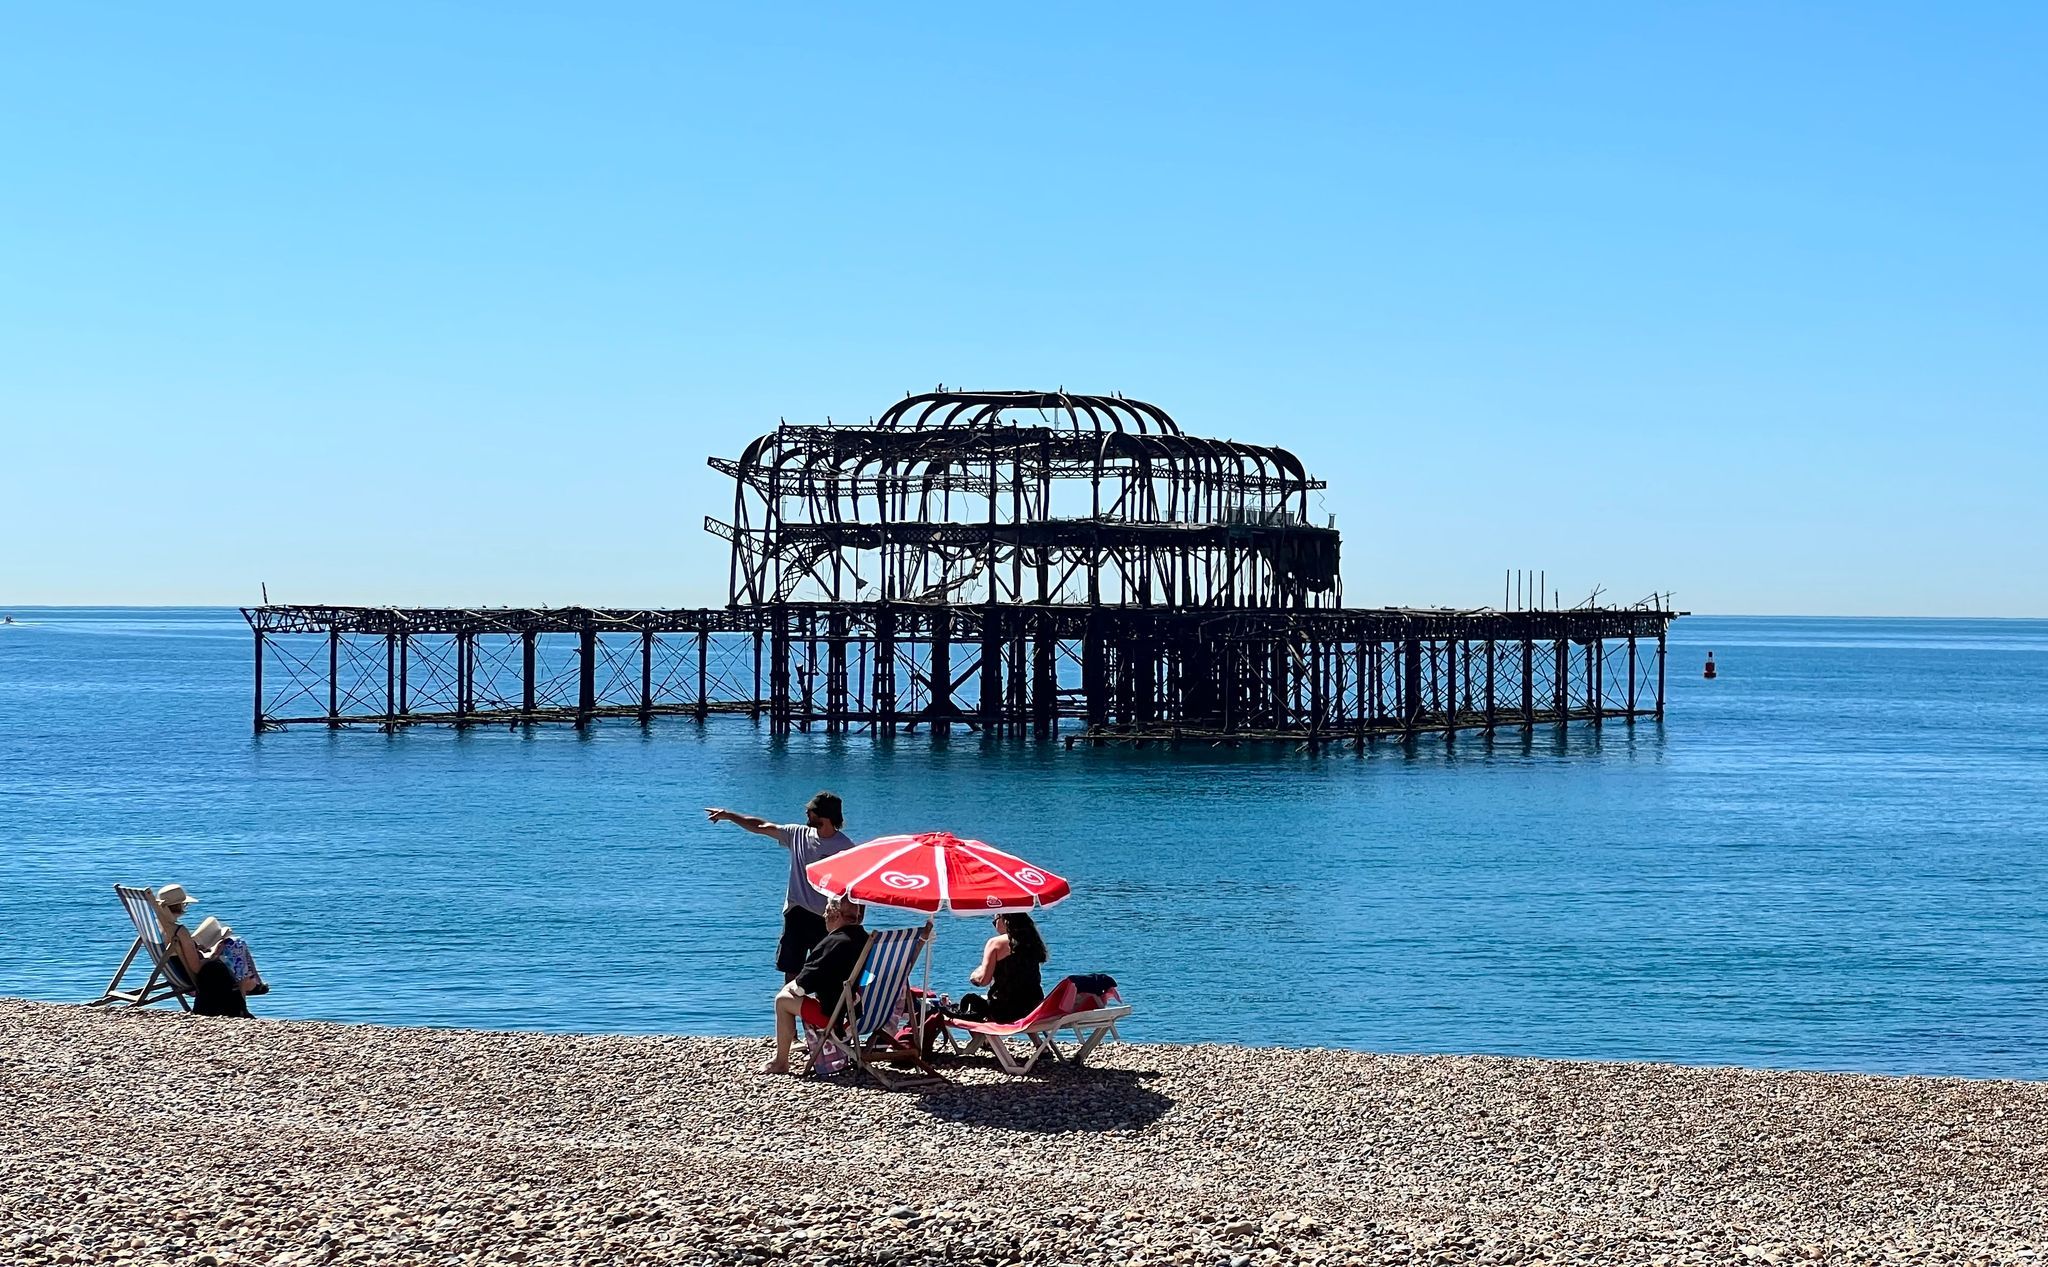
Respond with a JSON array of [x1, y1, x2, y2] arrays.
[[707, 390, 1341, 609]]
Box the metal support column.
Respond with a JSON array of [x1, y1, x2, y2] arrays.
[[874, 604, 897, 731], [577, 623, 597, 727], [1627, 634, 1638, 718], [252, 628, 264, 732], [929, 608, 952, 736], [980, 610, 1003, 733], [1590, 639, 1603, 726], [455, 631, 472, 723], [1554, 638, 1570, 724], [1367, 638, 1380, 735], [1484, 638, 1497, 731], [1032, 611, 1056, 739], [1082, 611, 1109, 732], [1402, 636, 1422, 733], [522, 630, 538, 717], [698, 628, 712, 722], [640, 628, 655, 722], [1656, 630, 1667, 720], [1521, 638, 1534, 725], [769, 609, 791, 734]]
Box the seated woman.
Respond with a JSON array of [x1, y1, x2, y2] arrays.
[[153, 883, 267, 1017], [956, 911, 1047, 1023]]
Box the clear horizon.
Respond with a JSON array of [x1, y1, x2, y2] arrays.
[[8, 605, 2048, 623], [4, 6, 2044, 617]]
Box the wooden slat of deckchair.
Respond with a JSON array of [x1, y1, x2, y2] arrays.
[[93, 937, 145, 1006], [853, 929, 919, 1037], [848, 923, 945, 1090], [813, 940, 876, 1053]]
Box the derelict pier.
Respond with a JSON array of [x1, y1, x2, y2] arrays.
[[244, 390, 1678, 746]]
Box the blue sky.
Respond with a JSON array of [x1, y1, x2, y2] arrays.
[[2, 4, 2042, 614]]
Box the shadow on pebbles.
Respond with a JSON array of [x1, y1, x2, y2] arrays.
[[3, 999, 2045, 1265]]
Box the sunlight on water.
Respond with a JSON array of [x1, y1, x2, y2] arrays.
[[3, 609, 2045, 1078]]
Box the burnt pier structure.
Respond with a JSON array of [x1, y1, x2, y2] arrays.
[[245, 391, 1677, 745]]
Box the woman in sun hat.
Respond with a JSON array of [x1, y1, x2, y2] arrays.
[[152, 883, 266, 1016], [191, 915, 268, 997]]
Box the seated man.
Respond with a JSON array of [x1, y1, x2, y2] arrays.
[[763, 895, 867, 1076]]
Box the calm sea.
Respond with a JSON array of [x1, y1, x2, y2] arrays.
[[2, 608, 2044, 1078]]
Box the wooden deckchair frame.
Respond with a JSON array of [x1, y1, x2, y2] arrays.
[[89, 885, 193, 1010], [807, 920, 946, 1091]]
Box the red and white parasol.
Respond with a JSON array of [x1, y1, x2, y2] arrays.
[[805, 831, 1071, 915]]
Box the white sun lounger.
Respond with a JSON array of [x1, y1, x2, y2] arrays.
[[89, 885, 194, 1010], [948, 980, 1132, 1075]]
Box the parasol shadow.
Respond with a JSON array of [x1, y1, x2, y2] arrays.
[[910, 1066, 1174, 1133]]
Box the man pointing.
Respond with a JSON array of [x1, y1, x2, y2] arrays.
[[705, 791, 857, 982]]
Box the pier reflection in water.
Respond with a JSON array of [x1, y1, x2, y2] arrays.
[[4, 610, 2046, 1079]]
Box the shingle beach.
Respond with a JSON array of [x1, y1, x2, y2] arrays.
[[5, 998, 2043, 1266]]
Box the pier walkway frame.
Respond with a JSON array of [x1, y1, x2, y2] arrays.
[[243, 602, 1676, 747]]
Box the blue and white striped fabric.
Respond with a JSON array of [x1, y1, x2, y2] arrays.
[[116, 885, 192, 990], [851, 924, 928, 1039], [118, 887, 165, 952]]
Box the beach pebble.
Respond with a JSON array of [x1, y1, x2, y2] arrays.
[[3, 998, 2045, 1266]]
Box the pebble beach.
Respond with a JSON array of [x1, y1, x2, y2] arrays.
[[5, 998, 2044, 1266]]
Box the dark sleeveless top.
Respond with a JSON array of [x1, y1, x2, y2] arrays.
[[986, 942, 1044, 1023]]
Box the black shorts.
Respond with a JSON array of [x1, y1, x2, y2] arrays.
[[776, 906, 828, 977]]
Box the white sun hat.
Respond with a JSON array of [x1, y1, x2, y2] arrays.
[[191, 916, 228, 951], [157, 883, 197, 908]]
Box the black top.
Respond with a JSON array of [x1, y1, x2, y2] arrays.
[[986, 942, 1044, 1023], [796, 925, 869, 1002]]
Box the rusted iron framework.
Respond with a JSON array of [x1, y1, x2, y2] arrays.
[[244, 391, 1679, 745], [710, 390, 1339, 610]]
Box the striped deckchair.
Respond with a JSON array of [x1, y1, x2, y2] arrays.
[[805, 920, 944, 1091], [89, 885, 194, 1010]]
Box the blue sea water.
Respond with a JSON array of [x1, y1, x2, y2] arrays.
[[2, 608, 2044, 1079]]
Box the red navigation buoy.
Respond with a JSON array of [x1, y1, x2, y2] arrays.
[[1703, 651, 1717, 680]]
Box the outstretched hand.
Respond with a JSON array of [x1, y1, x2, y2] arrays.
[[705, 807, 730, 824]]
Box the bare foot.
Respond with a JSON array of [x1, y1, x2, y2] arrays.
[[759, 1059, 791, 1076]]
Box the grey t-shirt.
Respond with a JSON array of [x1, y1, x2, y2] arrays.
[[776, 825, 856, 915]]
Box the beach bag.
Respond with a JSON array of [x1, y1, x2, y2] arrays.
[[892, 1008, 947, 1058]]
